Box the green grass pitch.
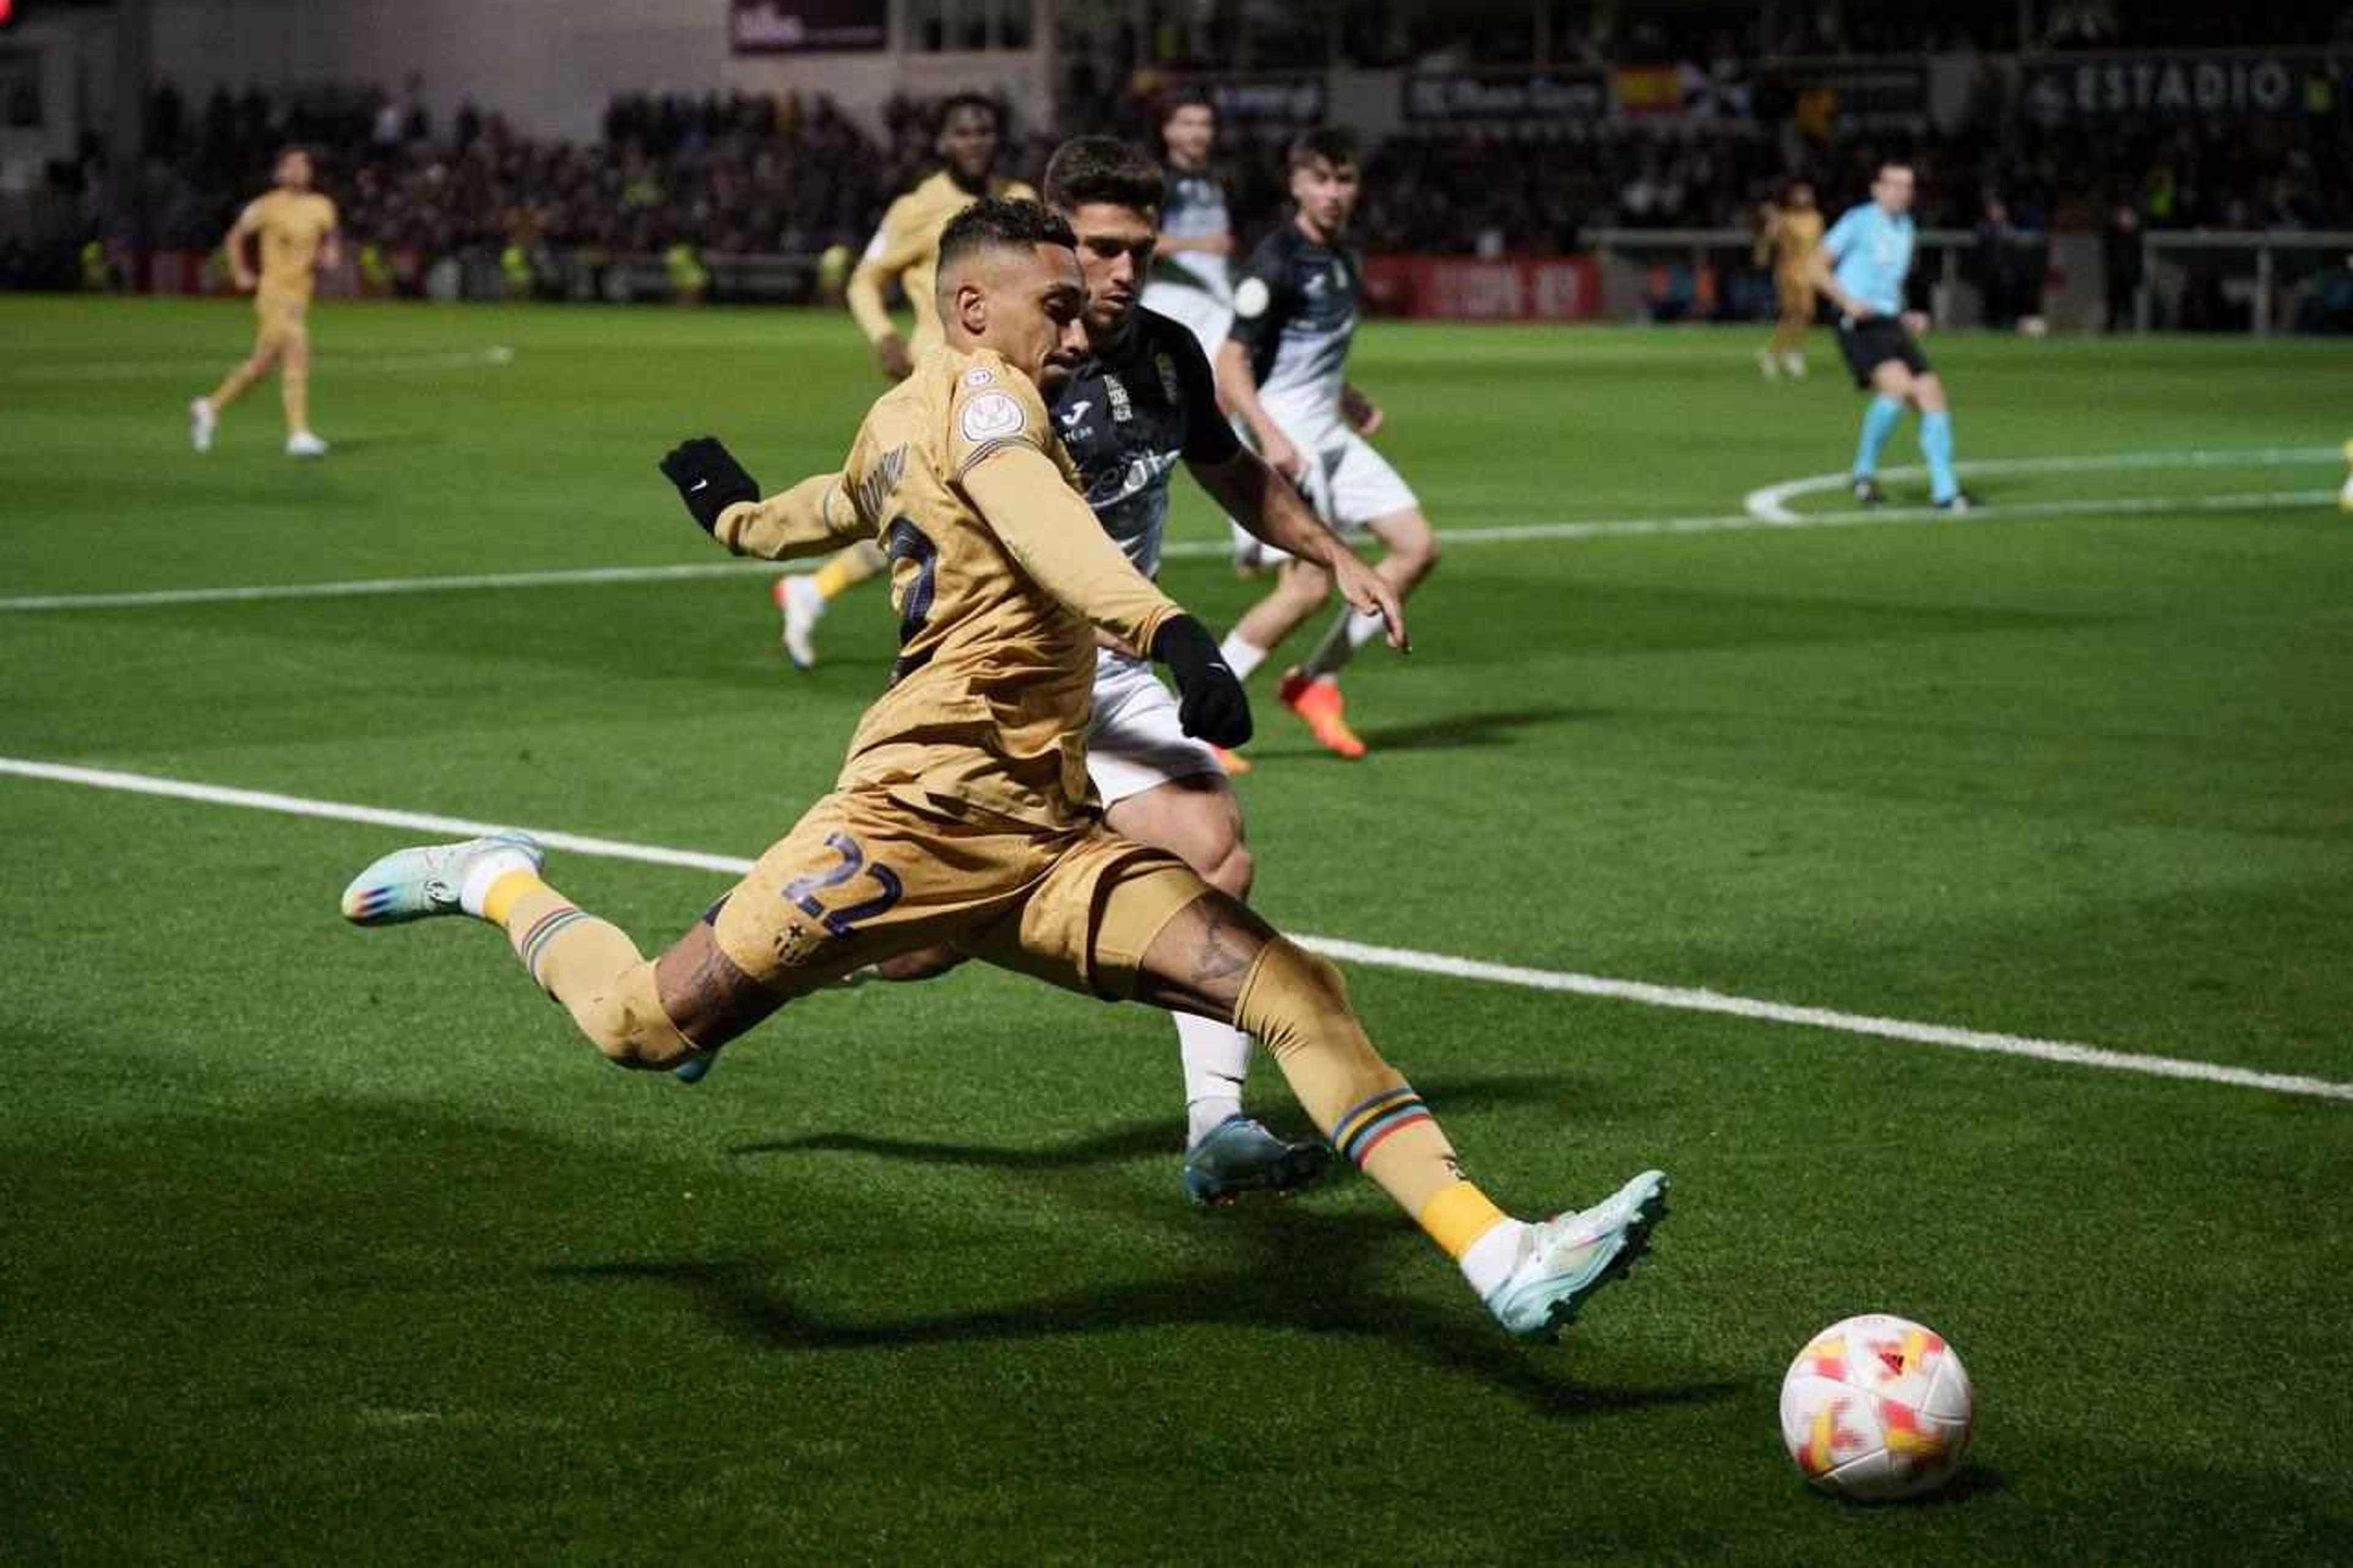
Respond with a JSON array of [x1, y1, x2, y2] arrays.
[[3, 296, 2350, 1562]]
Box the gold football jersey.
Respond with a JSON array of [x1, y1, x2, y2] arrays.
[[847, 171, 1038, 355], [248, 190, 338, 303], [831, 346, 1181, 830], [1772, 208, 1824, 278]]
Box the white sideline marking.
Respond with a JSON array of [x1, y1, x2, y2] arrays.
[[2, 345, 515, 384], [4, 754, 2347, 1106], [0, 488, 2333, 616], [0, 560, 778, 613], [1744, 445, 2341, 522]]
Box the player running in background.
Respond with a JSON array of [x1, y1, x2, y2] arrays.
[[775, 94, 1037, 669], [718, 137, 1407, 1201], [1139, 89, 1235, 362], [188, 146, 338, 459], [1214, 128, 1436, 762], [1811, 161, 1974, 511], [340, 197, 1669, 1341], [1754, 180, 1822, 381]]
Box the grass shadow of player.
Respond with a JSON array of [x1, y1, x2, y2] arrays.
[[721, 1072, 1599, 1166], [550, 1205, 1735, 1422], [1254, 705, 1601, 759]]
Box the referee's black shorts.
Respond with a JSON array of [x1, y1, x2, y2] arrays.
[[1836, 314, 1931, 389]]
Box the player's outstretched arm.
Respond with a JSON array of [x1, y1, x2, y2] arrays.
[[1190, 447, 1406, 651], [961, 443, 1180, 650], [963, 444, 1249, 744], [846, 200, 922, 380], [658, 437, 860, 559], [1213, 340, 1302, 480]]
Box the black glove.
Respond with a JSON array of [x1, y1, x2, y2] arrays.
[[1152, 615, 1252, 748], [657, 436, 759, 536]]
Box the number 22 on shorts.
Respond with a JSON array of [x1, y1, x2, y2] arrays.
[[782, 833, 904, 937]]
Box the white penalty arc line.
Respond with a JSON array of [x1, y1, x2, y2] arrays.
[[0, 488, 2334, 616], [4, 754, 2347, 1106], [1744, 445, 2343, 522]]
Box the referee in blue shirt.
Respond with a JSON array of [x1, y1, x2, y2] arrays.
[[1812, 162, 1974, 511]]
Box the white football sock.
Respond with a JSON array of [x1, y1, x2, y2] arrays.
[[458, 843, 540, 917], [1458, 1216, 1533, 1298], [786, 575, 827, 623], [1218, 632, 1268, 683], [1176, 1012, 1251, 1146]]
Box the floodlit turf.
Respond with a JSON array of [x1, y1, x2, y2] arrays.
[[4, 296, 2351, 1562]]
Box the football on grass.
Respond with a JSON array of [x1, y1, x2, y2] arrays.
[[1779, 1313, 1974, 1501]]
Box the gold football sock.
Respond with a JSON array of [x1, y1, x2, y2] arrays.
[[207, 362, 261, 411], [282, 360, 310, 434], [1232, 938, 1511, 1260], [490, 875, 698, 1070], [812, 539, 887, 600]]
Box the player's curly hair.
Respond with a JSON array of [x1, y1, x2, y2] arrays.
[[1042, 136, 1162, 218], [936, 196, 1078, 275], [1287, 126, 1358, 170]]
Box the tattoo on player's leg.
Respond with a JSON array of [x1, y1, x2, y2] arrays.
[[654, 923, 779, 1048], [1192, 902, 1260, 985]]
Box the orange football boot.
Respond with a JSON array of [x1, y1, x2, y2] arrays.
[[1277, 668, 1366, 759]]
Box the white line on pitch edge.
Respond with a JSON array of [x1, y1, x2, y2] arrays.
[[1, 346, 515, 384], [0, 487, 2333, 615], [3, 755, 2346, 1106]]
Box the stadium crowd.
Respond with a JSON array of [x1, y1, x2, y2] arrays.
[[9, 47, 2347, 312]]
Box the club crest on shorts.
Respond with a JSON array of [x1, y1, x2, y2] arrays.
[[960, 390, 1025, 442]]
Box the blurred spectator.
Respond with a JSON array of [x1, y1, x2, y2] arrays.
[[2102, 203, 2143, 329]]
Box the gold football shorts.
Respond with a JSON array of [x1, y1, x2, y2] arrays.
[[708, 787, 1208, 1002], [254, 289, 310, 353]]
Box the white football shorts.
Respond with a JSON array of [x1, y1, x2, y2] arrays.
[[1086, 650, 1224, 806], [1230, 411, 1419, 567]]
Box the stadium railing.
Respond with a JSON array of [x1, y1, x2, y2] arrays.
[[2137, 231, 2353, 335], [1585, 227, 1995, 326]]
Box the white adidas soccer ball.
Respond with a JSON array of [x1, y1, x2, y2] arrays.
[[1779, 1313, 1974, 1501]]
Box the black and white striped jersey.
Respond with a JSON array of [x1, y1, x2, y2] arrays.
[[1225, 221, 1360, 423]]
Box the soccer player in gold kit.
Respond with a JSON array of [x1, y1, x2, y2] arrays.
[[775, 94, 1037, 668], [340, 197, 1668, 1342], [1755, 180, 1822, 381], [189, 146, 339, 458]]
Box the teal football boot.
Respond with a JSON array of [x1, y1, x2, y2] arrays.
[[1485, 1169, 1669, 1342], [340, 830, 541, 926], [1182, 1115, 1333, 1206]]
